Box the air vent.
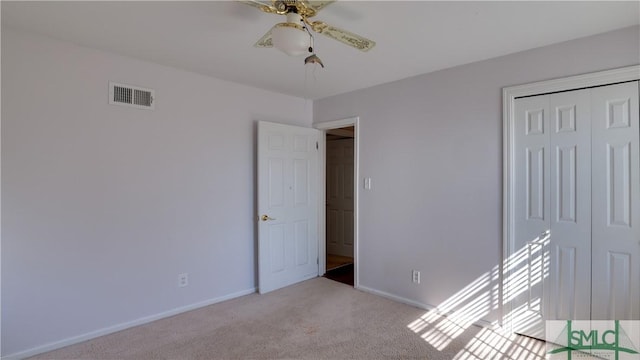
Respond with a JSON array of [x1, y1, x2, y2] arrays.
[[109, 82, 155, 110]]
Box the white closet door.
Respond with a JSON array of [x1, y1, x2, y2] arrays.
[[591, 81, 640, 320], [548, 89, 592, 321], [512, 95, 551, 339], [513, 88, 595, 339]]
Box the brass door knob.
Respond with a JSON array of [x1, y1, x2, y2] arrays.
[[260, 215, 276, 221]]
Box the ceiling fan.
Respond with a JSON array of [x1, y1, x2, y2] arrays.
[[240, 0, 375, 61]]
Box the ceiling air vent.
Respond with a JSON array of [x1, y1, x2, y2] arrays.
[[109, 82, 155, 110]]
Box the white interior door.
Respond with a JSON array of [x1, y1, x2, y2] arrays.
[[512, 94, 552, 339], [591, 81, 640, 320], [326, 138, 354, 258], [511, 80, 640, 340], [548, 89, 592, 323], [258, 121, 319, 294]]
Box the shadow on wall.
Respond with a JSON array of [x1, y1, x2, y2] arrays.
[[407, 232, 551, 359]]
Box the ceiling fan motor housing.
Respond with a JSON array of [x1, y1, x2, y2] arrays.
[[275, 0, 301, 13]]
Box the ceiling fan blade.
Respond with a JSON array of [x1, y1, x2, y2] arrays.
[[304, 0, 336, 12], [238, 0, 279, 14], [310, 21, 375, 52], [254, 26, 274, 48]]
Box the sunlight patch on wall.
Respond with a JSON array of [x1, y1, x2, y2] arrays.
[[407, 267, 500, 350], [407, 231, 551, 356]]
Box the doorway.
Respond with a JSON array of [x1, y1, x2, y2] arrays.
[[315, 118, 359, 287], [324, 126, 355, 286]]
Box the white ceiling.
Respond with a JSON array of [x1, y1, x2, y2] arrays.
[[2, 1, 638, 100]]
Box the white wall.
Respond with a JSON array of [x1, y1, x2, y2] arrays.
[[1, 29, 311, 357], [314, 26, 640, 324]]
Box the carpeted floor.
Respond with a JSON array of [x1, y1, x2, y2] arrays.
[[29, 278, 546, 360]]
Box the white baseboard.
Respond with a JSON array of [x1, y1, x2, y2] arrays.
[[356, 284, 437, 311], [355, 284, 494, 329], [4, 287, 257, 360]]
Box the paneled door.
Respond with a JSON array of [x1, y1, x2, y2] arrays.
[[258, 121, 319, 294], [326, 138, 354, 258], [512, 93, 551, 340], [591, 82, 640, 320], [510, 81, 640, 340], [547, 89, 592, 324], [512, 90, 593, 339]]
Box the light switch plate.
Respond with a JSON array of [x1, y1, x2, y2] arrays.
[[364, 177, 372, 190]]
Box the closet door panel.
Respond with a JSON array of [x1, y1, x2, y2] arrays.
[[512, 95, 551, 339], [548, 89, 592, 321], [591, 81, 640, 320]]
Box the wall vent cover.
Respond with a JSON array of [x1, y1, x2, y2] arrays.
[[109, 82, 155, 110]]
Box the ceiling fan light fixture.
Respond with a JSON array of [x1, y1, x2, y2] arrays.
[[271, 13, 310, 57], [244, 1, 376, 54]]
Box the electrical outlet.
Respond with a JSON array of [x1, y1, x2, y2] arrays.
[[178, 273, 189, 288], [412, 270, 420, 284]]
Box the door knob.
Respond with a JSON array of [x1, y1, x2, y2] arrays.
[[260, 215, 276, 221]]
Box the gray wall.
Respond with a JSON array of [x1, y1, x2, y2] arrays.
[[1, 29, 311, 357], [314, 26, 640, 324], [3, 21, 639, 358]]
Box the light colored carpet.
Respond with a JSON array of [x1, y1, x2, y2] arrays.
[[29, 278, 545, 359]]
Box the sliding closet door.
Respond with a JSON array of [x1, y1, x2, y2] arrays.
[[591, 81, 640, 320]]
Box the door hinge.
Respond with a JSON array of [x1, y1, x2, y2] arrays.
[[316, 141, 319, 150], [317, 257, 319, 265]]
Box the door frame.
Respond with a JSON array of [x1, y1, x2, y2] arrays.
[[502, 65, 640, 333], [314, 117, 360, 287]]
